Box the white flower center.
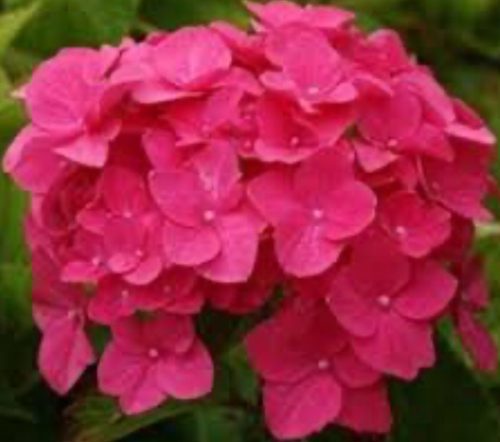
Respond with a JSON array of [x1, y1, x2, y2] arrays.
[[395, 226, 407, 236], [387, 138, 398, 148], [307, 86, 320, 96], [317, 359, 330, 370], [312, 209, 324, 220], [203, 210, 216, 222], [148, 348, 159, 359], [377, 295, 391, 308]]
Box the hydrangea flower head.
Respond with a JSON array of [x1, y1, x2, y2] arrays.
[[3, 1, 498, 440]]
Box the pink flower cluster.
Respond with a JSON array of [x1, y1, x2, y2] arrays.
[[3, 1, 499, 439]]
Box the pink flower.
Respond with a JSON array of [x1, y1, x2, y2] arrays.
[[254, 94, 353, 163], [246, 1, 354, 32], [98, 313, 213, 415], [452, 257, 498, 373], [359, 80, 453, 161], [421, 144, 493, 221], [204, 240, 281, 314], [31, 251, 95, 394], [246, 297, 391, 439], [262, 25, 357, 110], [81, 165, 164, 285], [120, 27, 233, 104], [23, 48, 121, 167], [379, 191, 451, 258], [2, 126, 66, 193], [88, 268, 202, 325], [248, 149, 376, 276], [328, 230, 457, 379], [446, 99, 496, 146], [150, 143, 261, 283]]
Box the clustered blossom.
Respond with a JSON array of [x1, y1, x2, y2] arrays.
[[3, 1, 499, 439]]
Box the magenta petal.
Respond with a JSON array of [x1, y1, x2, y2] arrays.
[[456, 309, 498, 373], [247, 169, 298, 226], [338, 383, 392, 434], [245, 317, 316, 384], [120, 365, 167, 415], [275, 218, 344, 277], [153, 27, 231, 89], [333, 347, 381, 388], [264, 373, 342, 440], [149, 170, 206, 227], [163, 221, 220, 266], [198, 212, 259, 283], [55, 133, 109, 168], [39, 319, 94, 395], [328, 271, 380, 338], [157, 341, 214, 399], [98, 342, 148, 396], [380, 191, 451, 258], [395, 261, 457, 321], [353, 313, 435, 380]]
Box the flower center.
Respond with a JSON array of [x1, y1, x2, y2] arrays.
[[135, 249, 144, 258], [395, 226, 407, 236], [312, 208, 324, 220], [290, 136, 300, 147], [203, 210, 216, 222], [91, 256, 101, 267], [307, 85, 320, 96], [148, 348, 160, 359], [121, 289, 130, 299], [377, 295, 391, 308], [387, 138, 398, 148], [317, 358, 330, 370]]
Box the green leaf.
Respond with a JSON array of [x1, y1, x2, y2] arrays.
[[0, 378, 34, 422], [65, 391, 195, 442], [389, 338, 500, 442], [0, 176, 28, 263], [14, 0, 140, 57], [0, 1, 39, 57], [139, 0, 247, 30], [175, 406, 244, 442], [0, 263, 31, 330]]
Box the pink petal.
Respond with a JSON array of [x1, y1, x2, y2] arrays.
[[456, 309, 498, 373], [245, 315, 316, 384], [264, 373, 342, 440], [338, 383, 392, 434], [333, 347, 381, 388], [380, 191, 451, 258], [100, 166, 149, 216], [157, 341, 214, 399], [153, 27, 232, 89], [118, 364, 167, 415], [98, 342, 149, 396], [163, 221, 220, 266], [328, 271, 380, 338], [359, 85, 422, 143], [54, 132, 109, 168], [247, 169, 298, 226], [353, 312, 435, 380], [198, 212, 259, 283], [395, 261, 457, 321], [275, 217, 344, 277], [149, 170, 206, 227], [39, 318, 94, 394]]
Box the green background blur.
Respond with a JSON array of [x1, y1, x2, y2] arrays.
[[1, 1, 500, 441]]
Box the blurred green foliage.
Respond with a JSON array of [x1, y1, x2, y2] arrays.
[[0, 0, 500, 440]]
